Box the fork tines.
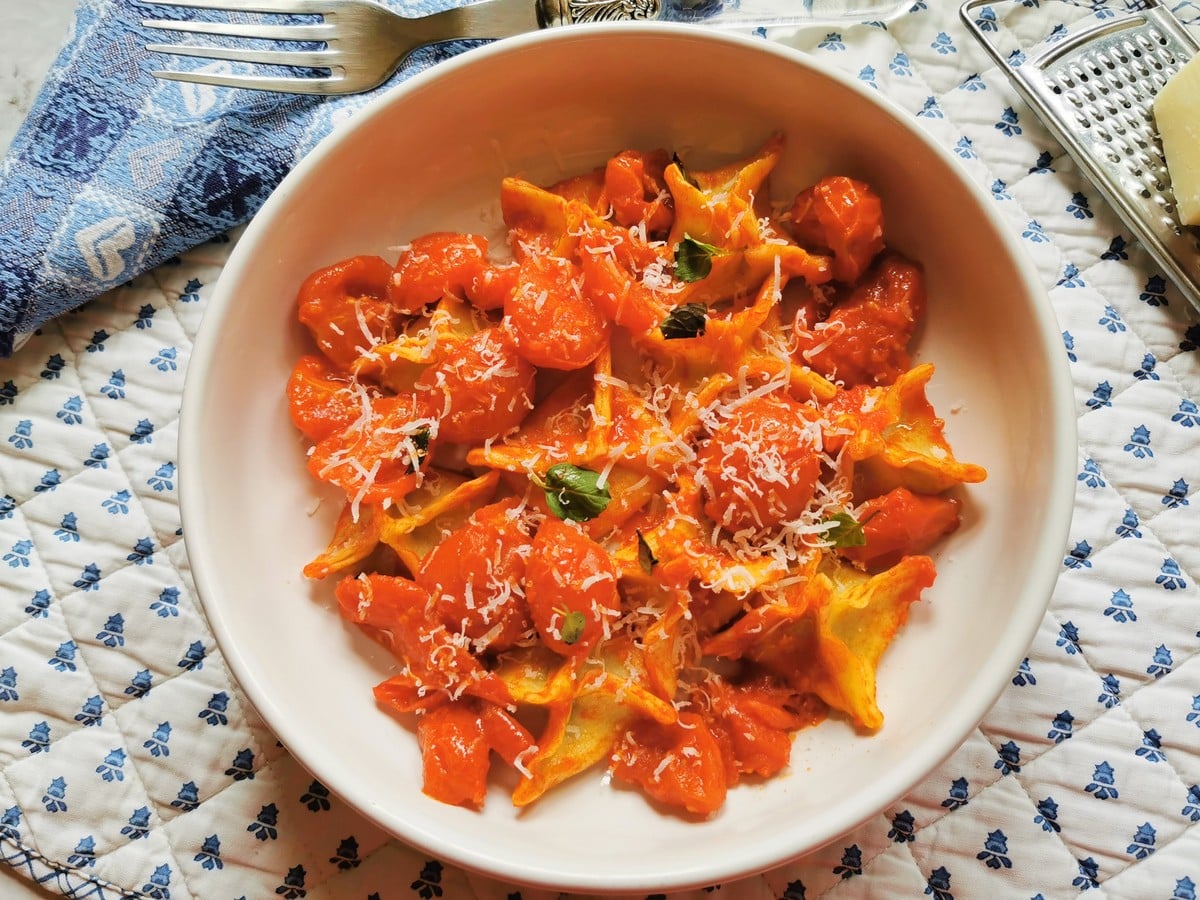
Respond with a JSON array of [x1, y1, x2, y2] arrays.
[[141, 0, 335, 14], [140, 0, 342, 94]]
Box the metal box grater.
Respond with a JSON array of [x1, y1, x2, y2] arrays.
[[960, 0, 1200, 312]]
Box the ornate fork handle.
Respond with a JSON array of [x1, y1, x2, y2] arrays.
[[538, 0, 659, 24], [537, 0, 906, 27]]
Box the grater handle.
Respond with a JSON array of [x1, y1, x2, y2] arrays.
[[959, 0, 1180, 94], [959, 0, 1018, 72]]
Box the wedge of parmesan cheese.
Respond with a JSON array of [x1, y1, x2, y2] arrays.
[[1154, 54, 1200, 226]]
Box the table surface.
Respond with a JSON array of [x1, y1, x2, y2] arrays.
[[0, 2, 76, 155], [3, 2, 1200, 899]]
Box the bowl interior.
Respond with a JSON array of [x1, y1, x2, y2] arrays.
[[180, 25, 1075, 893]]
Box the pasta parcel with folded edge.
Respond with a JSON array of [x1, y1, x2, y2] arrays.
[[285, 133, 987, 816]]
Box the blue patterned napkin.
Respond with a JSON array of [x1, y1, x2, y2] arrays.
[[0, 0, 476, 358]]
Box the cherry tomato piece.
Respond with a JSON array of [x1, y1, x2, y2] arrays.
[[389, 233, 515, 314], [480, 703, 537, 767], [467, 261, 520, 311], [297, 255, 398, 370], [604, 149, 674, 235], [417, 701, 490, 808], [578, 230, 670, 335], [335, 571, 429, 632], [696, 394, 823, 532], [373, 672, 446, 714], [788, 176, 885, 284], [795, 253, 925, 388], [505, 254, 610, 371], [707, 676, 818, 781], [524, 517, 620, 656], [417, 498, 534, 653], [611, 712, 727, 817], [285, 354, 367, 443], [840, 486, 961, 570], [307, 393, 434, 511], [336, 574, 513, 709], [307, 391, 432, 506], [414, 327, 535, 443]]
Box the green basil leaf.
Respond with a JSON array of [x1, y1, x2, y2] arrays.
[[821, 511, 867, 548], [533, 463, 612, 522], [404, 426, 431, 473], [659, 301, 708, 340], [560, 610, 587, 645], [636, 530, 658, 574], [673, 234, 723, 283]]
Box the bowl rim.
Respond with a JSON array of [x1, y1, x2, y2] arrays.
[[179, 21, 1078, 893]]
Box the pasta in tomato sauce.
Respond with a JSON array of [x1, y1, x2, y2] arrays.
[[286, 132, 986, 816]]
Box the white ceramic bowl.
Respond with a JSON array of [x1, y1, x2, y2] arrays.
[[180, 24, 1076, 894]]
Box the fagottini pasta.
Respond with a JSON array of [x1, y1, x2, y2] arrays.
[[285, 133, 986, 816]]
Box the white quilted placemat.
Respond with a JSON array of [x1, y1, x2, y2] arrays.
[[3, 2, 1200, 897]]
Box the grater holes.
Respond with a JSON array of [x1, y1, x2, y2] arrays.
[[1063, 89, 1093, 120], [1144, 28, 1170, 48], [1150, 192, 1172, 220]]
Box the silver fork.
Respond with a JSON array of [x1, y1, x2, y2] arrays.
[[140, 0, 908, 96]]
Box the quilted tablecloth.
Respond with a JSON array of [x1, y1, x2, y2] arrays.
[[3, 1, 1200, 897]]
